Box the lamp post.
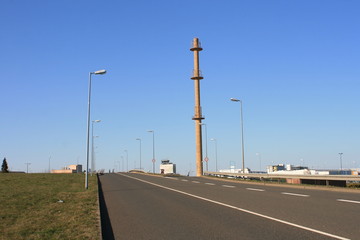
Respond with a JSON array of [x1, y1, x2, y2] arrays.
[[230, 98, 245, 174], [48, 156, 51, 173], [136, 138, 142, 170], [85, 69, 106, 189], [200, 123, 208, 172], [116, 161, 121, 172], [121, 156, 124, 172], [256, 153, 261, 172], [124, 150, 128, 172], [210, 138, 218, 172], [339, 152, 343, 171], [91, 135, 99, 176], [147, 130, 156, 174], [91, 120, 101, 176], [25, 162, 31, 173]]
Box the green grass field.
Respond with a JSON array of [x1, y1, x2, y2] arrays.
[[0, 173, 100, 240]]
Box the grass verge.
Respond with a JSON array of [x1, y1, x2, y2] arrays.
[[0, 173, 99, 240]]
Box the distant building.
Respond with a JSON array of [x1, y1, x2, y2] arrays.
[[266, 164, 358, 176], [267, 164, 308, 174], [219, 168, 250, 174], [266, 164, 359, 186], [51, 164, 82, 174], [160, 160, 176, 174]]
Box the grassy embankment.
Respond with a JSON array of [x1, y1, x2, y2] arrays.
[[0, 173, 100, 240]]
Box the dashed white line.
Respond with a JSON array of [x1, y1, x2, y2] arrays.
[[165, 177, 178, 180], [337, 199, 360, 204], [181, 179, 189, 182], [281, 192, 309, 197], [120, 174, 350, 240], [246, 188, 265, 192], [222, 185, 235, 188], [192, 181, 200, 183], [205, 183, 215, 185]]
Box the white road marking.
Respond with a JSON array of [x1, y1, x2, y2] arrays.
[[337, 199, 360, 204], [205, 183, 215, 185], [181, 179, 189, 182], [222, 185, 235, 188], [165, 177, 178, 180], [192, 181, 200, 183], [119, 174, 349, 240], [281, 192, 309, 197], [246, 188, 265, 192]]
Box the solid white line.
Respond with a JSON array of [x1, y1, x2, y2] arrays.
[[192, 181, 200, 183], [119, 174, 349, 240], [222, 185, 235, 188], [205, 183, 215, 185], [337, 199, 360, 204], [281, 192, 309, 197], [181, 179, 189, 182], [246, 188, 265, 192]]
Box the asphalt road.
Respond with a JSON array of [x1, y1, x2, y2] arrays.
[[98, 173, 360, 240]]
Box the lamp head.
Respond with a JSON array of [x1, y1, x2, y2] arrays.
[[94, 69, 106, 75], [230, 98, 240, 102]]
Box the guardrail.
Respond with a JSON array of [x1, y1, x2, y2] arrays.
[[204, 171, 360, 181]]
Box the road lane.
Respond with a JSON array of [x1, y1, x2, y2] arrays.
[[99, 173, 359, 239]]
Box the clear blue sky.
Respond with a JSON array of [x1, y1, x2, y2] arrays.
[[1, 0, 359, 174]]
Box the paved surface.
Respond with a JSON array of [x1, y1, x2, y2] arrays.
[[99, 173, 360, 240]]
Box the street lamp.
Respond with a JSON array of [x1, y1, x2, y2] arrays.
[[91, 120, 101, 176], [136, 138, 142, 170], [256, 153, 261, 172], [124, 150, 128, 172], [339, 153, 343, 171], [200, 123, 209, 172], [85, 69, 106, 189], [48, 156, 51, 173], [25, 162, 31, 174], [230, 98, 245, 174], [116, 161, 121, 172], [210, 138, 218, 172], [147, 130, 156, 174], [121, 156, 124, 172], [91, 135, 99, 176]]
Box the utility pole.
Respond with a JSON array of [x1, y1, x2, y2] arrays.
[[190, 37, 204, 177]]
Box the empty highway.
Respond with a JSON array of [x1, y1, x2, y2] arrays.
[[99, 173, 360, 240]]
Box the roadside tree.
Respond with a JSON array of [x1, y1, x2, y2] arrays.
[[1, 158, 9, 173]]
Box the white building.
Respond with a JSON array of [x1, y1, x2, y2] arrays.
[[219, 168, 250, 174], [51, 164, 82, 174], [160, 160, 176, 174]]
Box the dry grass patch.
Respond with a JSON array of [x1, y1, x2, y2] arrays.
[[0, 173, 99, 240]]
